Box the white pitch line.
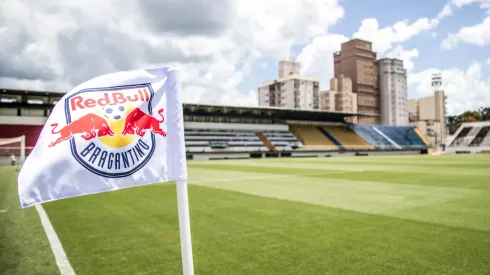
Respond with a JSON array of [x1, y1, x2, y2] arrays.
[[0, 209, 7, 213], [191, 170, 364, 185], [36, 204, 76, 275]]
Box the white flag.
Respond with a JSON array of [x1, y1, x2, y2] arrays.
[[18, 66, 188, 208]]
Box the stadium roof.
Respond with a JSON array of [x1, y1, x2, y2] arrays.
[[183, 103, 377, 123], [1, 88, 378, 123]]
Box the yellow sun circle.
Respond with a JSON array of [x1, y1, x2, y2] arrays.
[[95, 106, 134, 148]]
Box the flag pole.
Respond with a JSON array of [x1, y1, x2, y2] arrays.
[[176, 180, 195, 275]]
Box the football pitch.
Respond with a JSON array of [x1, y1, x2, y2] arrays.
[[1, 154, 490, 274]]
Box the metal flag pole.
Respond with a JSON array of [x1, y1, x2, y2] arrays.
[[176, 180, 195, 275]]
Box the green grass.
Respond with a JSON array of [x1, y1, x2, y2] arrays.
[[0, 166, 59, 275], [2, 154, 490, 274]]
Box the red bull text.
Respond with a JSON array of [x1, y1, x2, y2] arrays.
[[49, 84, 165, 177]]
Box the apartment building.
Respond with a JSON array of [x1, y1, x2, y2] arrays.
[[320, 75, 357, 113], [377, 58, 409, 126], [334, 39, 379, 124], [258, 61, 320, 110]]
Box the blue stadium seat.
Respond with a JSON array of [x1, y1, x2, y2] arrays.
[[349, 125, 428, 150]]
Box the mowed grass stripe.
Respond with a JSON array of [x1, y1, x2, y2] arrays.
[[188, 162, 360, 175], [189, 161, 490, 190], [283, 157, 490, 169], [43, 183, 490, 275], [0, 166, 59, 275], [190, 168, 490, 231], [188, 157, 490, 176]]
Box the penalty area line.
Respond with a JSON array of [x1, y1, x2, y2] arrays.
[[36, 204, 76, 275]]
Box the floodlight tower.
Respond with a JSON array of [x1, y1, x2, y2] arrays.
[[431, 73, 442, 92], [431, 72, 445, 147]]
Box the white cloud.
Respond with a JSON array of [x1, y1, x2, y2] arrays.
[[441, 16, 490, 50], [438, 4, 453, 19], [451, 0, 490, 11], [452, 0, 480, 6], [352, 3, 451, 55], [410, 62, 490, 115], [295, 34, 349, 90], [487, 57, 490, 65], [258, 62, 269, 69], [0, 0, 345, 107], [353, 17, 439, 54], [353, 4, 452, 56]]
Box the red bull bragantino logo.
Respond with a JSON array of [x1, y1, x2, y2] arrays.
[[49, 84, 165, 177]]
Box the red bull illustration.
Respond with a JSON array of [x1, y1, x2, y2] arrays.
[[121, 107, 166, 137], [50, 84, 163, 177], [49, 113, 115, 147]]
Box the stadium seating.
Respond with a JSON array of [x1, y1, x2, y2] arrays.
[[350, 125, 396, 149], [481, 130, 490, 147], [260, 130, 301, 151], [184, 129, 269, 152], [349, 125, 428, 150], [449, 126, 472, 147], [322, 126, 374, 150], [469, 126, 490, 147], [414, 127, 431, 146], [375, 126, 428, 150], [290, 125, 338, 151], [446, 122, 490, 153]]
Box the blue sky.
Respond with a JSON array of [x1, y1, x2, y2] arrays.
[[237, 0, 490, 113]]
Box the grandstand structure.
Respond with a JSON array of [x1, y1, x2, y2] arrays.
[[0, 88, 432, 162], [445, 121, 490, 154]]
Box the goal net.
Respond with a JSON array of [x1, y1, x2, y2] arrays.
[[0, 136, 25, 166]]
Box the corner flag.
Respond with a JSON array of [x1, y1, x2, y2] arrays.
[[17, 66, 194, 274]]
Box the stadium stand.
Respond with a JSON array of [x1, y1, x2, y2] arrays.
[[0, 88, 431, 162], [260, 130, 300, 151], [414, 127, 431, 146], [184, 129, 268, 153], [290, 125, 338, 151], [350, 125, 397, 149], [374, 126, 428, 150], [449, 126, 472, 147], [469, 126, 490, 147], [322, 126, 373, 150], [446, 121, 490, 153], [350, 125, 429, 150]]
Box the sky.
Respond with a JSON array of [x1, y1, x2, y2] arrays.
[[0, 0, 489, 116]]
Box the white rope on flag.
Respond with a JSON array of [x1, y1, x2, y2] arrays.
[[35, 204, 76, 275]]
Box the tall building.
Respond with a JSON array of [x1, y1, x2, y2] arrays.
[[333, 39, 379, 124], [377, 58, 409, 126], [408, 90, 447, 145], [258, 60, 320, 110], [320, 75, 357, 113], [320, 90, 336, 111]]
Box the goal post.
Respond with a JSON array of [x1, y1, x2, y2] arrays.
[[0, 135, 26, 166]]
